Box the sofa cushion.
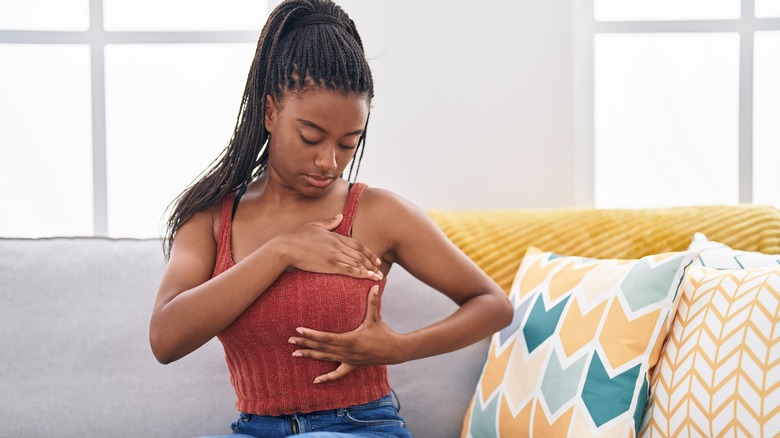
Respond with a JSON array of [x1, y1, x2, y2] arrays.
[[639, 266, 780, 437], [0, 237, 237, 437], [383, 265, 490, 438], [461, 247, 694, 437], [0, 237, 486, 438]]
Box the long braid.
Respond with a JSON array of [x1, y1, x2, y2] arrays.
[[163, 0, 374, 258]]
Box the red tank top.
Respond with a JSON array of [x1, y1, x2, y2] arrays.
[[211, 182, 390, 415]]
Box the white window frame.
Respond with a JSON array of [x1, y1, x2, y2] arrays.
[[573, 0, 780, 207], [0, 0, 264, 236]]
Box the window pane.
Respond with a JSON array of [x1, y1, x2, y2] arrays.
[[103, 0, 268, 31], [756, 0, 780, 18], [105, 44, 256, 238], [0, 44, 93, 237], [594, 33, 739, 209], [594, 0, 740, 21], [0, 0, 89, 31], [754, 32, 780, 208]]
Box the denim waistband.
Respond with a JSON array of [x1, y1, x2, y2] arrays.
[[335, 392, 398, 416]]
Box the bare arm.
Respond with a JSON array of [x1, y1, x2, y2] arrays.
[[149, 210, 383, 364], [290, 190, 514, 381]]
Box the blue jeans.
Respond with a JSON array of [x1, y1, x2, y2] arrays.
[[200, 394, 413, 438]]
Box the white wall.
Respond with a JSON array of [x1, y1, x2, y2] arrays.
[[335, 0, 576, 210]]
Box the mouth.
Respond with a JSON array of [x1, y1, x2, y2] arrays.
[[304, 174, 335, 188]]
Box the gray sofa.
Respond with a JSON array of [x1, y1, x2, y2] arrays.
[[6, 204, 778, 438], [0, 237, 485, 438]]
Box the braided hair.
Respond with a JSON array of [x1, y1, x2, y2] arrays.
[[163, 0, 373, 258]]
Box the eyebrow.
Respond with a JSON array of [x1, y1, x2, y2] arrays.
[[297, 118, 364, 136]]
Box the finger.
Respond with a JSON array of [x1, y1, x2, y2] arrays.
[[311, 213, 343, 230], [291, 348, 342, 363], [337, 236, 381, 268], [333, 258, 382, 280], [334, 244, 380, 276], [362, 285, 381, 324], [292, 327, 338, 345], [288, 335, 331, 353], [333, 247, 382, 280], [314, 363, 356, 384]]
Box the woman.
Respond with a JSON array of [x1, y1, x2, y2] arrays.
[[149, 1, 513, 436]]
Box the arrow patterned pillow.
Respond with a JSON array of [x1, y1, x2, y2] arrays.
[[639, 236, 780, 437], [461, 247, 694, 437]]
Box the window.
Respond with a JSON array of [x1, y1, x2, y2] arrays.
[[0, 1, 265, 238], [574, 0, 780, 208]]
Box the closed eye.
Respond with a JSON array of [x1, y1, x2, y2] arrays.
[[300, 134, 319, 145]]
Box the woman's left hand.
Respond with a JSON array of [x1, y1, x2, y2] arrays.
[[288, 285, 404, 384]]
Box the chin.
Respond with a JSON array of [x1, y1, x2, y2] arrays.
[[299, 182, 333, 197]]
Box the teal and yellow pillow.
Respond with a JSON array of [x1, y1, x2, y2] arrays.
[[461, 247, 694, 437]]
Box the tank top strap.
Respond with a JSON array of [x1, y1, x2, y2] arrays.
[[334, 182, 367, 237], [212, 191, 237, 276]]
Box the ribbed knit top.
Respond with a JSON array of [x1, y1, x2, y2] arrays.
[[211, 182, 390, 415]]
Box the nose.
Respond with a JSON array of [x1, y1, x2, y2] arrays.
[[314, 143, 338, 172]]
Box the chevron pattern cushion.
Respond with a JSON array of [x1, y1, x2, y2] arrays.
[[689, 232, 780, 268], [639, 266, 780, 437], [639, 237, 780, 437], [461, 247, 694, 437]]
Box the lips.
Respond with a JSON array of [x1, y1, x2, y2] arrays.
[[305, 174, 335, 188]]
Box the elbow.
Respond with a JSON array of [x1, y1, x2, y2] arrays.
[[494, 293, 514, 330], [501, 295, 515, 328], [153, 351, 175, 365], [149, 327, 179, 365], [150, 342, 177, 365], [155, 356, 174, 365], [149, 335, 171, 365]]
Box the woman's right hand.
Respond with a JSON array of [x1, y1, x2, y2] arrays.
[[279, 213, 383, 280]]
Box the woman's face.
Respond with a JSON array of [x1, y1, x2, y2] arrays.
[[264, 88, 369, 197]]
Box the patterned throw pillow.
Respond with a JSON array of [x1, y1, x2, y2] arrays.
[[689, 232, 780, 268], [640, 266, 780, 437], [461, 247, 694, 437], [639, 236, 780, 437]]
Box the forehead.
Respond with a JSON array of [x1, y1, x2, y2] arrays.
[[278, 89, 369, 122]]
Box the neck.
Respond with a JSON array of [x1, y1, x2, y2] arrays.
[[254, 172, 344, 209]]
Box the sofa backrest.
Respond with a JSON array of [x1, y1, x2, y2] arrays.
[[430, 204, 780, 292]]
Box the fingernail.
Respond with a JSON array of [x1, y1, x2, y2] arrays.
[[288, 338, 296, 344], [296, 328, 304, 334], [313, 379, 322, 384], [375, 258, 382, 265], [292, 351, 302, 357]]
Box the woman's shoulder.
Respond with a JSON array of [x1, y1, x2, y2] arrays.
[[358, 185, 426, 223], [360, 185, 409, 208]]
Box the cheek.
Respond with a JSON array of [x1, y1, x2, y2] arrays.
[[267, 135, 296, 168], [337, 148, 358, 166]]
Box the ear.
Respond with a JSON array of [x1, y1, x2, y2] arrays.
[[265, 95, 278, 133]]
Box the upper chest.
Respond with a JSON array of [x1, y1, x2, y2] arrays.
[[223, 189, 393, 268]]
